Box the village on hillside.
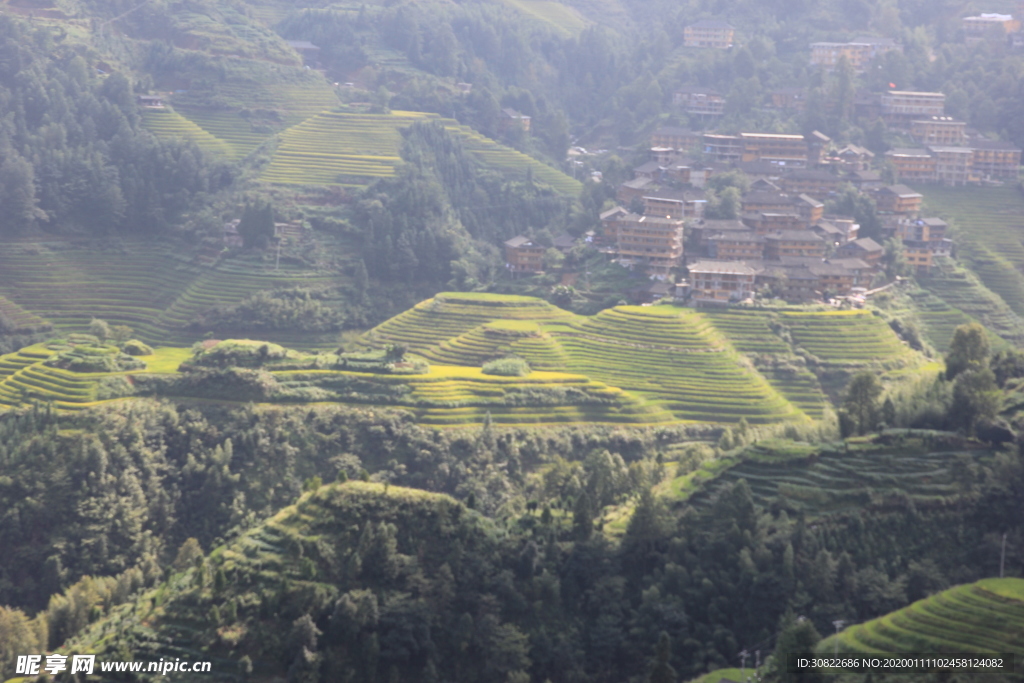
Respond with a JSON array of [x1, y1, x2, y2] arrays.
[[505, 11, 1023, 308]]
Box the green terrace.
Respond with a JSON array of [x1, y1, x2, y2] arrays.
[[548, 307, 803, 424], [275, 365, 675, 426], [140, 109, 234, 157], [780, 310, 911, 364], [825, 578, 1024, 656], [421, 320, 570, 371], [0, 245, 346, 351], [918, 257, 1024, 348], [918, 186, 1024, 317], [364, 295, 930, 425], [0, 291, 933, 426], [254, 110, 582, 193], [0, 294, 50, 333], [904, 287, 978, 351], [502, 0, 590, 36], [173, 108, 277, 159], [365, 292, 576, 351], [258, 110, 430, 186], [684, 436, 990, 516]]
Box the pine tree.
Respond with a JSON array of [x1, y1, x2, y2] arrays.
[[648, 632, 676, 683]]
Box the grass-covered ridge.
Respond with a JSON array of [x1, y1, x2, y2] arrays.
[[822, 577, 1024, 656], [367, 294, 925, 425], [257, 110, 582, 193], [0, 245, 346, 350], [0, 291, 927, 426], [678, 433, 993, 517], [59, 481, 514, 681], [919, 186, 1024, 318]]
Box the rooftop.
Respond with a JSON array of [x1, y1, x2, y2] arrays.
[[505, 235, 535, 248], [887, 147, 932, 157], [882, 184, 924, 198], [766, 230, 825, 242], [688, 260, 760, 275], [688, 19, 735, 29]]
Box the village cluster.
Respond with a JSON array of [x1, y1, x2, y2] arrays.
[[505, 11, 1023, 306]]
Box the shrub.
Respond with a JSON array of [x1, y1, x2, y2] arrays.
[[122, 340, 154, 356], [482, 357, 530, 377], [188, 340, 288, 368]]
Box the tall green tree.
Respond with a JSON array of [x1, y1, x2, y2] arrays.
[[945, 323, 989, 381], [843, 372, 883, 435], [648, 632, 676, 683]]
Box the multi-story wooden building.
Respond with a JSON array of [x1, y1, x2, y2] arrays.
[[962, 13, 1021, 43], [741, 190, 794, 215], [881, 91, 946, 121], [688, 260, 759, 303], [791, 194, 825, 225], [836, 237, 884, 267], [911, 116, 966, 145], [504, 236, 546, 275], [641, 188, 707, 220], [763, 230, 827, 259], [929, 145, 973, 186], [707, 232, 765, 261], [683, 20, 735, 49], [903, 239, 934, 273], [742, 211, 806, 234], [650, 126, 702, 152], [970, 138, 1022, 180], [810, 37, 901, 72], [616, 215, 685, 276], [779, 169, 842, 200], [673, 86, 726, 117], [702, 134, 744, 163], [873, 185, 924, 214], [811, 42, 872, 70], [885, 148, 937, 182], [768, 88, 807, 111], [835, 144, 876, 171], [740, 133, 809, 166]]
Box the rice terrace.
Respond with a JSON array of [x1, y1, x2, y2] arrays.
[[0, 290, 931, 427]]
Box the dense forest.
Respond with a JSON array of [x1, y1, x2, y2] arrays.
[[1, 398, 1022, 681]]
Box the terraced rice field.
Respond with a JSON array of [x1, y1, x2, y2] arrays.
[[0, 294, 50, 332], [827, 578, 1024, 656], [918, 186, 1024, 316], [449, 121, 582, 194], [0, 245, 193, 341], [368, 297, 931, 424], [365, 292, 576, 351], [278, 365, 674, 425], [140, 109, 234, 157], [0, 245, 344, 350], [698, 310, 828, 418], [919, 257, 1024, 347], [688, 441, 978, 516], [421, 320, 569, 370], [174, 80, 339, 120], [257, 110, 582, 193], [0, 344, 106, 410], [173, 109, 278, 159], [904, 288, 978, 351], [154, 259, 343, 349], [260, 111, 430, 185], [502, 0, 589, 35], [548, 306, 804, 424], [782, 310, 909, 363], [699, 310, 790, 354]]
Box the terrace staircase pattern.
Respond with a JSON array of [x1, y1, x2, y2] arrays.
[[832, 578, 1024, 656]]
